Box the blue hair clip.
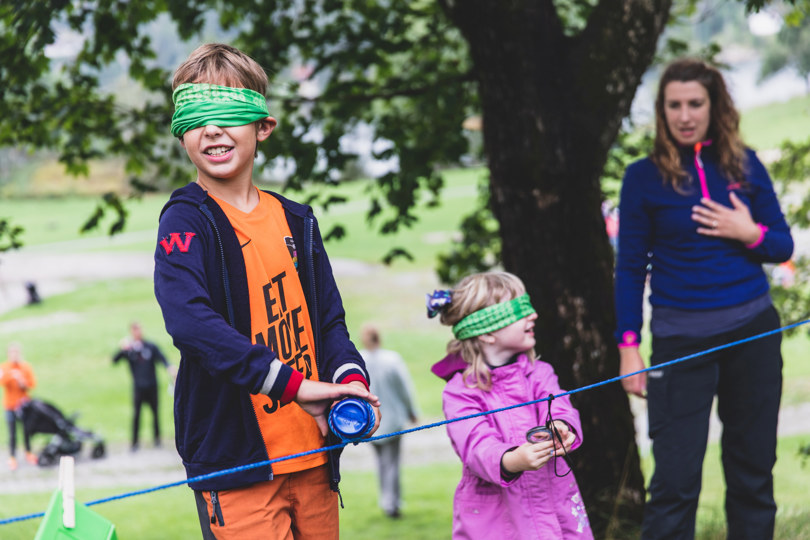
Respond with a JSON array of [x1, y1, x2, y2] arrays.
[[426, 290, 453, 318]]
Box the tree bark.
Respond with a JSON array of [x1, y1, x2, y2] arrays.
[[443, 1, 672, 536]]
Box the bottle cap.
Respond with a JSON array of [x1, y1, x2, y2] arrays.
[[328, 397, 374, 441]]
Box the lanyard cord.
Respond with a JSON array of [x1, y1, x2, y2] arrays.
[[546, 394, 572, 478]]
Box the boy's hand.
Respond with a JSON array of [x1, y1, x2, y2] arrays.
[[294, 379, 379, 436], [347, 381, 382, 437]]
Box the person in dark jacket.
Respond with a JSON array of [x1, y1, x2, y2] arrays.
[[154, 43, 379, 540], [615, 58, 794, 540], [112, 321, 174, 451]]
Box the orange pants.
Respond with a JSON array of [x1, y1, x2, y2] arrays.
[[195, 464, 338, 540]]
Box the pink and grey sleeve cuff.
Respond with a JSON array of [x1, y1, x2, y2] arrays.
[[617, 330, 640, 349], [745, 223, 768, 249]]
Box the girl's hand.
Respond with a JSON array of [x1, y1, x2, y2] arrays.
[[548, 420, 576, 453], [692, 193, 761, 244], [501, 440, 556, 473]]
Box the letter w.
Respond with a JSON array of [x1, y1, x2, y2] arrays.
[[160, 232, 196, 255]]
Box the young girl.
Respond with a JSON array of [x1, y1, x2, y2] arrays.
[[428, 271, 592, 539]]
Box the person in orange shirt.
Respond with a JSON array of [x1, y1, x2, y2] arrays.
[[155, 43, 380, 539], [0, 343, 37, 470]]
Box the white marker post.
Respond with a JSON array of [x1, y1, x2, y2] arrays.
[[58, 455, 75, 529]]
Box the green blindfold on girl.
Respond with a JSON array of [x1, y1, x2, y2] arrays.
[[170, 83, 270, 137], [452, 294, 536, 340]]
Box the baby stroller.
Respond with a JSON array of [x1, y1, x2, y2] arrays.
[[20, 399, 106, 467]]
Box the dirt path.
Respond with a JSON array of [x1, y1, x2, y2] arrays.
[[0, 427, 457, 496]]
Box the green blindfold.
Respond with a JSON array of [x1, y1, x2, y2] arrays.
[[170, 83, 270, 137], [452, 293, 536, 340]]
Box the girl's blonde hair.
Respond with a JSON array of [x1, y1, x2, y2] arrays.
[[440, 271, 535, 390]]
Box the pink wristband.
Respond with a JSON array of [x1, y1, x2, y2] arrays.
[[745, 223, 768, 249], [617, 331, 640, 349]]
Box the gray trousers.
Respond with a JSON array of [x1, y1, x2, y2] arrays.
[[373, 438, 401, 515]]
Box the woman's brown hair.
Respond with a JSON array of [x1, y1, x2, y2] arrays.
[[651, 58, 748, 192]]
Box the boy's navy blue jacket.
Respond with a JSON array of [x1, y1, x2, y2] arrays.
[[154, 182, 369, 491]]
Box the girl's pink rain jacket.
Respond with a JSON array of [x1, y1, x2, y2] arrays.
[[433, 353, 593, 539]]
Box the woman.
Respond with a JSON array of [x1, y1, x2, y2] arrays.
[[615, 58, 794, 540]]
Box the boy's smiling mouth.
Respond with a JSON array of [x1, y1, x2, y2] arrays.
[[204, 145, 233, 157]]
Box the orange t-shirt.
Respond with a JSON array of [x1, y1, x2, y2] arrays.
[[0, 361, 36, 411], [212, 189, 326, 474]]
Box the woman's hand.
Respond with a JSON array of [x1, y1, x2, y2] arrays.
[[620, 347, 647, 398], [502, 439, 556, 473], [692, 192, 761, 244]]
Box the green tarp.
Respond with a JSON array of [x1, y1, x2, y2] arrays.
[[34, 490, 117, 540]]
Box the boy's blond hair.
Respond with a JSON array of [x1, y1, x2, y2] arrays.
[[172, 43, 268, 93], [440, 271, 535, 390]]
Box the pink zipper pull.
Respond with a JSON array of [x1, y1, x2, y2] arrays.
[[694, 142, 710, 200]]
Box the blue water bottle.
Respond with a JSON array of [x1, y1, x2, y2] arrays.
[[328, 397, 374, 442]]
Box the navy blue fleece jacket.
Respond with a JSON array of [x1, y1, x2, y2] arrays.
[[154, 182, 368, 491], [615, 147, 793, 346]]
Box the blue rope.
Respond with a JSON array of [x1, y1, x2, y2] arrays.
[[2, 317, 807, 526]]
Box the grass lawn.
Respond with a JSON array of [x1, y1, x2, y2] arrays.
[[741, 93, 810, 151]]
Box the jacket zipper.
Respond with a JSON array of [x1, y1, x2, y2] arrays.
[[210, 490, 225, 526], [198, 203, 236, 327], [200, 201, 274, 479], [305, 215, 320, 360], [693, 141, 712, 201], [201, 200, 272, 482], [303, 214, 342, 492]]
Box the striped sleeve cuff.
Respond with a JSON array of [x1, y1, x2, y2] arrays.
[[332, 363, 368, 389], [340, 373, 369, 390], [260, 359, 303, 404], [280, 370, 304, 404]]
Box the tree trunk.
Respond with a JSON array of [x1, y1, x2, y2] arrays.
[[443, 1, 672, 537]]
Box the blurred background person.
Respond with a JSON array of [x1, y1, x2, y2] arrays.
[[359, 323, 419, 518], [0, 342, 37, 469], [113, 321, 176, 451]]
